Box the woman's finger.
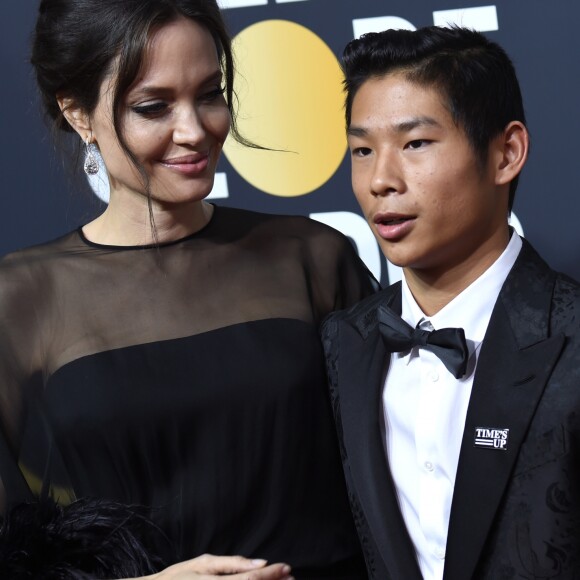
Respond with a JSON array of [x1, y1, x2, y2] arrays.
[[187, 553, 269, 573], [149, 554, 292, 579], [195, 562, 293, 579]]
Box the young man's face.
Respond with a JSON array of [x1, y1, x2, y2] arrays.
[[348, 72, 510, 279]]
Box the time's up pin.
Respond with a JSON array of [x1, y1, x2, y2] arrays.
[[474, 427, 509, 451]]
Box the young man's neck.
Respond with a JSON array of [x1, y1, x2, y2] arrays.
[[403, 228, 512, 317]]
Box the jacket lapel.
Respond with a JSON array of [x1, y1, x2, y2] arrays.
[[338, 288, 422, 579], [444, 240, 566, 580]]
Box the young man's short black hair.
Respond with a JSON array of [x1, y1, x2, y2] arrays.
[[342, 25, 527, 211]]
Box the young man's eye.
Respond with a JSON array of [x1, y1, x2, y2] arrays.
[[351, 147, 371, 157], [131, 102, 168, 116], [406, 139, 430, 150]]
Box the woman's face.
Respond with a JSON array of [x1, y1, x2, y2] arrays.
[[90, 17, 231, 207]]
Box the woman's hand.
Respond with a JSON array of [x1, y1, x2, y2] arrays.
[[140, 554, 293, 579]]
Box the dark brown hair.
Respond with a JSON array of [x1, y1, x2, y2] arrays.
[[31, 0, 250, 236], [31, 0, 245, 142]]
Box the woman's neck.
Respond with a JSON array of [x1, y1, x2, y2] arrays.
[[82, 196, 213, 246]]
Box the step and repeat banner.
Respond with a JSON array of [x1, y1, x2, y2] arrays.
[[2, 1, 579, 285]]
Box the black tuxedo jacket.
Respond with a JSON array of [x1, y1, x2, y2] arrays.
[[322, 239, 580, 579]]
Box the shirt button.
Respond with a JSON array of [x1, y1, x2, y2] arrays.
[[435, 547, 446, 559], [429, 370, 439, 382], [424, 461, 434, 472]]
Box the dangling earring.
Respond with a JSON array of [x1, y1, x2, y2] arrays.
[[83, 136, 99, 176]]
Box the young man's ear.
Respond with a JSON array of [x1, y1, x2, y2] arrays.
[[493, 121, 529, 187], [56, 95, 92, 141]]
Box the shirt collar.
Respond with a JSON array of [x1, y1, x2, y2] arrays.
[[399, 232, 523, 359]]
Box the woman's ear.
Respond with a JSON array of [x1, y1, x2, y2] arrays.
[[493, 120, 529, 187], [57, 95, 92, 140]]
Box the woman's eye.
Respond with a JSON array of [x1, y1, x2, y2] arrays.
[[131, 102, 167, 116], [351, 147, 371, 157], [201, 86, 226, 102]]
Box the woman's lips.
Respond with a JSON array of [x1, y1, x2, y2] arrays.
[[160, 154, 209, 176], [373, 213, 416, 240]]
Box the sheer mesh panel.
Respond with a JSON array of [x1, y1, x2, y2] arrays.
[[0, 205, 377, 573]]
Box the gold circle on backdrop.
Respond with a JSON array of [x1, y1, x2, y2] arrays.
[[223, 20, 347, 197]]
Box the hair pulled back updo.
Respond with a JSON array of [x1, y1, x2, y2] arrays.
[[31, 0, 243, 145]]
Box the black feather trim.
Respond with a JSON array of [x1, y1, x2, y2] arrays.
[[0, 496, 167, 579]]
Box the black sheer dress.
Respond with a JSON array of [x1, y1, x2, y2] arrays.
[[0, 205, 377, 578]]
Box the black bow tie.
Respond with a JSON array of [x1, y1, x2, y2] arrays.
[[377, 305, 469, 379]]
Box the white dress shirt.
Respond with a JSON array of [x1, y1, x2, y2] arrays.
[[382, 233, 522, 580]]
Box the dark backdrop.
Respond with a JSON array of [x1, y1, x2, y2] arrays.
[[2, 0, 579, 285]]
